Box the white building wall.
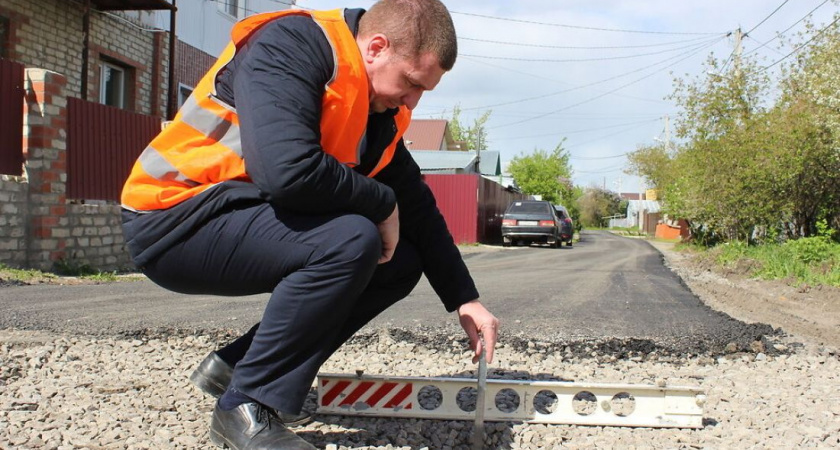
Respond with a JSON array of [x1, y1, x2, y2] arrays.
[[131, 0, 294, 58]]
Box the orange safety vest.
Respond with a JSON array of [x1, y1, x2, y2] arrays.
[[121, 9, 412, 212]]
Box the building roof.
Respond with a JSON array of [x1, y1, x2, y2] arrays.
[[408, 150, 476, 172], [404, 119, 450, 151], [92, 0, 175, 10], [626, 200, 661, 214], [619, 192, 645, 200], [478, 151, 501, 176]]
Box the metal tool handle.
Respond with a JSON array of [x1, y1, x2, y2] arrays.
[[472, 345, 487, 449]]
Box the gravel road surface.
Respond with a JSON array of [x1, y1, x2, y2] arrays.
[[1, 231, 838, 449]]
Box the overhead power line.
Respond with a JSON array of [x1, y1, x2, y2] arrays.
[[761, 15, 840, 70], [460, 36, 724, 112], [745, 0, 790, 36], [574, 163, 626, 174], [493, 118, 659, 141], [449, 10, 725, 35], [458, 34, 720, 50], [744, 0, 830, 56], [460, 36, 724, 62], [745, 35, 785, 56], [482, 37, 724, 128], [565, 121, 662, 151]]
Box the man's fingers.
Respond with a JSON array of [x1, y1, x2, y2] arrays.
[[480, 321, 498, 363], [464, 324, 480, 362]]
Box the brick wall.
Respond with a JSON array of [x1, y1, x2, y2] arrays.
[[64, 203, 131, 269], [0, 68, 132, 272], [0, 0, 169, 117], [177, 40, 215, 89], [0, 175, 27, 266], [24, 69, 69, 269]]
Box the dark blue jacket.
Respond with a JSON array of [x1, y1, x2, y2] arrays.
[[122, 9, 478, 312]]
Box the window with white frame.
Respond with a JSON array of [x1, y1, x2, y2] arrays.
[[100, 62, 126, 108], [178, 84, 194, 108], [218, 0, 245, 19]]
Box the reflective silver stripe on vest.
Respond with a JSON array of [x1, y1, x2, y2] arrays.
[[179, 95, 243, 157], [137, 146, 200, 186]]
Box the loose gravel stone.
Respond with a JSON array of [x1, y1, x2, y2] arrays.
[[0, 328, 838, 449]]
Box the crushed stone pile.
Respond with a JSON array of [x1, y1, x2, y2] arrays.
[[1, 328, 838, 449]]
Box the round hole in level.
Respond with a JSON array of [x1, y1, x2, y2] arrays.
[[494, 388, 520, 413], [610, 392, 636, 416], [456, 387, 477, 412], [417, 385, 442, 411], [572, 391, 597, 416], [533, 390, 559, 414]]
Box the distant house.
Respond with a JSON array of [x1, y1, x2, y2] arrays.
[[140, 0, 288, 110], [404, 119, 504, 177], [404, 119, 466, 151], [0, 0, 289, 118]]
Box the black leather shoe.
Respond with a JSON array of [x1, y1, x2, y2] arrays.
[[209, 402, 316, 450], [191, 352, 313, 427], [190, 352, 232, 398]]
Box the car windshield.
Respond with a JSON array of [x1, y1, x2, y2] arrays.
[[508, 202, 549, 214]]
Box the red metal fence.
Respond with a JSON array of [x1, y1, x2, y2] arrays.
[[67, 97, 160, 201], [0, 58, 24, 175], [424, 174, 529, 244], [424, 174, 478, 244]]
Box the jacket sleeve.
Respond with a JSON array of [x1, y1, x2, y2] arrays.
[[374, 140, 480, 312], [231, 16, 396, 223]]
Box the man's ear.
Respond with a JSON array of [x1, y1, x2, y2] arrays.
[[361, 33, 390, 63]]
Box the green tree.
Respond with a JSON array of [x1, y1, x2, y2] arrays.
[[630, 14, 840, 244], [507, 143, 573, 204], [625, 142, 673, 193], [659, 54, 773, 242], [447, 104, 492, 150], [576, 187, 625, 228], [778, 17, 840, 237]]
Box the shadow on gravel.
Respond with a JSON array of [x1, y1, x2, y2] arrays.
[[302, 413, 517, 450]]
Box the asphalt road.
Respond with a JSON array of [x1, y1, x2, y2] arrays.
[[0, 230, 775, 355]]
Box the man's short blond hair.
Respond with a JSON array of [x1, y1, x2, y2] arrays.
[[358, 0, 457, 71]]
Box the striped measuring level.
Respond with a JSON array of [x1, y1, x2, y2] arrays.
[[317, 373, 706, 428]]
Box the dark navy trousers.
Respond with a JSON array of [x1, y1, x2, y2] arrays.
[[142, 202, 423, 414]]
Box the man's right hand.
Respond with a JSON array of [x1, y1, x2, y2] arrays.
[[377, 204, 399, 264]]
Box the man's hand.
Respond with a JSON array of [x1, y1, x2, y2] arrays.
[[377, 205, 399, 264], [457, 300, 500, 364]]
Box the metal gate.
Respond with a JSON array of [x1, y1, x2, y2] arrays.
[[0, 58, 24, 175]]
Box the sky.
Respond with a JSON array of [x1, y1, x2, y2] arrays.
[[293, 0, 838, 193]]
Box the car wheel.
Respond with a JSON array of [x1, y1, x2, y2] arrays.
[[567, 240, 573, 247]]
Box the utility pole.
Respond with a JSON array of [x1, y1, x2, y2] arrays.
[[474, 129, 482, 173], [664, 114, 670, 153], [733, 27, 743, 79]]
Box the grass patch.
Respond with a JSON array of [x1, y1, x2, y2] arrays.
[[607, 227, 648, 237], [704, 237, 840, 287], [0, 261, 140, 285], [0, 264, 59, 284]]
